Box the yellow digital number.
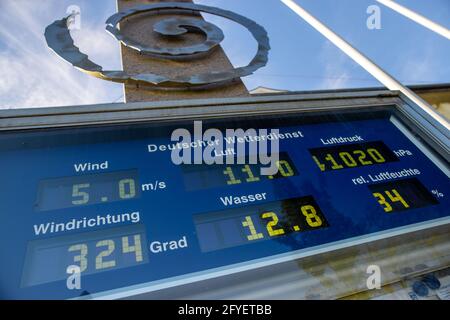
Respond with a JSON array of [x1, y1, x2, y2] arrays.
[[312, 156, 326, 171], [373, 189, 409, 212], [386, 189, 409, 209], [325, 154, 344, 170], [276, 160, 295, 177], [119, 179, 136, 199], [242, 216, 263, 241], [353, 150, 373, 166], [95, 240, 116, 270], [367, 148, 385, 163], [262, 212, 285, 237], [68, 244, 88, 272], [223, 167, 241, 185], [122, 235, 143, 262], [301, 205, 323, 227], [339, 152, 357, 167], [242, 165, 260, 183], [373, 192, 393, 212], [72, 183, 90, 205]]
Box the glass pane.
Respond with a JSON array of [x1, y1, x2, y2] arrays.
[[0, 0, 123, 109], [198, 0, 384, 92], [1, 1, 449, 109], [293, 0, 450, 86], [1, 0, 390, 109], [396, 0, 450, 28]]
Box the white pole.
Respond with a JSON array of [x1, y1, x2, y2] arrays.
[[377, 0, 450, 40], [280, 0, 449, 128]]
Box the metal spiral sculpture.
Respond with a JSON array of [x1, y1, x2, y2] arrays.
[[45, 2, 270, 90]]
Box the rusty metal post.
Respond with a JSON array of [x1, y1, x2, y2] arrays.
[[117, 0, 249, 102]]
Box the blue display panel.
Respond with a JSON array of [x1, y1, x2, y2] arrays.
[[0, 108, 448, 299]]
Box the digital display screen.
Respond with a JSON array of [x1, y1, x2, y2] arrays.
[[369, 178, 439, 213], [36, 170, 140, 211], [194, 196, 328, 252], [309, 141, 398, 171], [0, 107, 448, 299], [182, 152, 298, 191], [21, 224, 148, 287]]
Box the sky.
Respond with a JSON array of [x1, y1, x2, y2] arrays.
[[0, 0, 449, 109]]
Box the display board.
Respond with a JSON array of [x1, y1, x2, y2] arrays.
[[0, 106, 448, 299]]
